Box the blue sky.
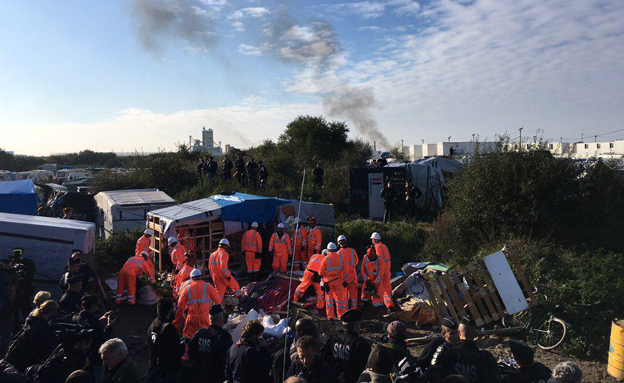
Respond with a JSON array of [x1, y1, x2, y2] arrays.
[[1, 0, 623, 155]]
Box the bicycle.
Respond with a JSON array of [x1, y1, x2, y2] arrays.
[[501, 289, 570, 350]]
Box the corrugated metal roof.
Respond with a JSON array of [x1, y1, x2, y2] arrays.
[[97, 189, 175, 206]]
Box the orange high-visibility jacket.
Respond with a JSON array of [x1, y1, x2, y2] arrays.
[[209, 248, 232, 279], [338, 247, 359, 282], [242, 229, 262, 253], [135, 235, 150, 257], [374, 243, 391, 268], [175, 279, 222, 329], [319, 251, 346, 283], [170, 243, 187, 267], [269, 233, 292, 256], [293, 226, 307, 247], [173, 264, 194, 291], [306, 253, 325, 274], [120, 256, 155, 283], [361, 255, 383, 285], [307, 227, 322, 253]]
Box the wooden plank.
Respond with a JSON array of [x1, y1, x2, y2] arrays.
[[476, 259, 506, 317], [450, 271, 483, 326], [458, 266, 490, 324], [433, 275, 459, 324], [428, 275, 452, 320], [467, 263, 498, 321], [423, 276, 447, 325], [441, 274, 467, 319], [505, 250, 537, 307]]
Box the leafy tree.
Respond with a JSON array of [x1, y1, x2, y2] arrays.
[[279, 115, 350, 165]]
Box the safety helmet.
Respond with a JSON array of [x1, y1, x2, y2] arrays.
[[370, 232, 382, 240], [144, 228, 154, 236], [219, 238, 230, 246], [327, 242, 338, 251], [140, 251, 149, 258], [277, 223, 285, 229], [251, 222, 259, 228], [337, 235, 347, 242], [322, 249, 328, 255], [308, 216, 316, 222], [190, 269, 202, 278], [168, 237, 178, 245]]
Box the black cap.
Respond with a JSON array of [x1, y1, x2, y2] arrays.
[[340, 309, 362, 323], [441, 317, 458, 330], [460, 314, 476, 327], [68, 257, 81, 265], [509, 339, 534, 361], [67, 275, 83, 285], [209, 304, 223, 315]]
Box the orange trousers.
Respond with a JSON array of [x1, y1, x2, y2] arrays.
[[360, 281, 384, 307], [182, 314, 210, 338], [294, 246, 307, 269], [116, 271, 137, 305], [272, 252, 288, 272], [344, 277, 359, 309], [245, 251, 261, 273], [324, 281, 347, 319], [213, 275, 240, 298], [381, 276, 394, 309], [294, 272, 325, 310]]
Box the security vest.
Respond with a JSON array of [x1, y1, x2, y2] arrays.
[[135, 235, 150, 256], [338, 248, 358, 281], [242, 229, 262, 253], [122, 256, 154, 282], [320, 251, 344, 283], [293, 226, 307, 247], [306, 253, 324, 274], [209, 248, 231, 278], [362, 256, 383, 284], [269, 233, 291, 255], [307, 227, 322, 252], [184, 280, 219, 317]]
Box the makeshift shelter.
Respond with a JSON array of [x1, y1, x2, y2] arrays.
[[94, 189, 175, 238], [0, 180, 40, 216], [147, 192, 335, 272], [0, 212, 96, 281]]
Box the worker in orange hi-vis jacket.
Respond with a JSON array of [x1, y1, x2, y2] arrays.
[[209, 239, 241, 299], [293, 249, 326, 310], [292, 218, 308, 270], [370, 232, 395, 311], [168, 237, 187, 272], [177, 227, 196, 253], [172, 254, 196, 299], [173, 268, 222, 338], [135, 228, 153, 257], [116, 251, 156, 305], [269, 223, 292, 272], [360, 245, 385, 308], [242, 222, 263, 279], [337, 234, 359, 309], [319, 242, 348, 319], [306, 217, 322, 266]]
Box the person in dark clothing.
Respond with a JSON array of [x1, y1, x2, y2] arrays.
[[72, 295, 115, 382], [357, 344, 394, 383], [187, 304, 233, 383], [222, 157, 233, 180], [377, 157, 388, 167], [197, 157, 206, 182], [5, 300, 59, 372], [380, 321, 414, 374], [4, 248, 36, 333], [60, 258, 82, 293], [225, 320, 271, 383], [418, 317, 459, 368], [0, 360, 29, 383], [32, 329, 93, 383], [60, 276, 84, 316], [72, 252, 95, 293], [206, 157, 218, 180], [100, 338, 141, 383], [432, 315, 500, 383], [258, 161, 269, 189], [321, 309, 371, 383], [500, 340, 551, 383], [146, 299, 183, 383], [312, 163, 324, 187], [247, 158, 259, 189], [287, 335, 338, 383], [404, 181, 423, 218], [235, 155, 246, 185], [65, 370, 96, 383], [380, 182, 397, 223]]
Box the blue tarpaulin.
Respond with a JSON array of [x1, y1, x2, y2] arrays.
[[211, 193, 290, 223], [0, 180, 40, 216]]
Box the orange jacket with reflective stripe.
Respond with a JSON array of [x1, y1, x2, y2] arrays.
[[307, 227, 322, 252], [293, 226, 307, 247], [319, 251, 346, 283], [374, 243, 391, 268], [177, 280, 222, 318], [173, 264, 194, 290], [242, 229, 262, 253], [361, 255, 383, 285], [209, 248, 232, 278], [269, 233, 292, 256], [170, 244, 187, 266], [135, 235, 150, 256], [121, 256, 155, 282], [339, 247, 359, 281], [306, 253, 324, 274]]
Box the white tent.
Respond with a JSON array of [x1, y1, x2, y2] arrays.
[[94, 189, 175, 238], [0, 212, 95, 281]]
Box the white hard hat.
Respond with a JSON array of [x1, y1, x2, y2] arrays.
[[219, 238, 230, 246], [140, 251, 149, 257], [144, 228, 154, 236], [337, 235, 347, 242], [190, 268, 202, 278], [327, 242, 338, 251], [322, 249, 328, 255], [251, 222, 259, 228], [277, 223, 285, 229], [370, 232, 381, 240], [168, 237, 178, 245]]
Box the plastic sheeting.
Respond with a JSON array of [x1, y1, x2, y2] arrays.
[[0, 180, 40, 216]]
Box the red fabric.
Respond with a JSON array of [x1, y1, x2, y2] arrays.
[[256, 278, 300, 313]]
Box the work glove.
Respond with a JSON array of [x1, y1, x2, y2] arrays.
[[255, 252, 262, 259], [342, 282, 348, 288], [312, 273, 321, 283], [300, 246, 305, 252], [227, 276, 231, 281]]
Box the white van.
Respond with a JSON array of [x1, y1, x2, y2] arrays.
[[28, 170, 54, 183], [55, 169, 71, 183], [68, 172, 90, 181]]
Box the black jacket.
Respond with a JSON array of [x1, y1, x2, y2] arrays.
[[417, 336, 447, 368], [188, 325, 233, 383], [432, 340, 500, 383], [73, 310, 113, 366], [5, 315, 59, 371], [287, 355, 338, 383], [382, 340, 414, 373], [59, 290, 83, 316], [33, 346, 89, 383], [380, 187, 398, 206], [321, 330, 372, 383], [225, 341, 271, 383], [147, 316, 183, 369], [501, 362, 551, 383]]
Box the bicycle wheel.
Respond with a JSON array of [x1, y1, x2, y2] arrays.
[[502, 310, 532, 328], [535, 316, 567, 350]]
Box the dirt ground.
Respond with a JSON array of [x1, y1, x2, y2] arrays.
[[111, 303, 617, 383]]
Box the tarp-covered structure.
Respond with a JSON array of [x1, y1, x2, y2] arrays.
[[94, 189, 175, 238], [0, 180, 40, 216], [0, 212, 95, 280]]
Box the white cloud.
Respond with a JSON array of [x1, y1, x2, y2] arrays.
[[241, 7, 270, 18], [238, 43, 264, 56], [324, 1, 386, 19], [388, 0, 420, 16]]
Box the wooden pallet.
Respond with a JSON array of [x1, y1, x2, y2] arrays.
[[423, 252, 536, 327]]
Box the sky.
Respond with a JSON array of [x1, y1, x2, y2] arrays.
[[1, 0, 624, 156]]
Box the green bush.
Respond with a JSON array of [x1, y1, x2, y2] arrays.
[[96, 228, 143, 275]]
